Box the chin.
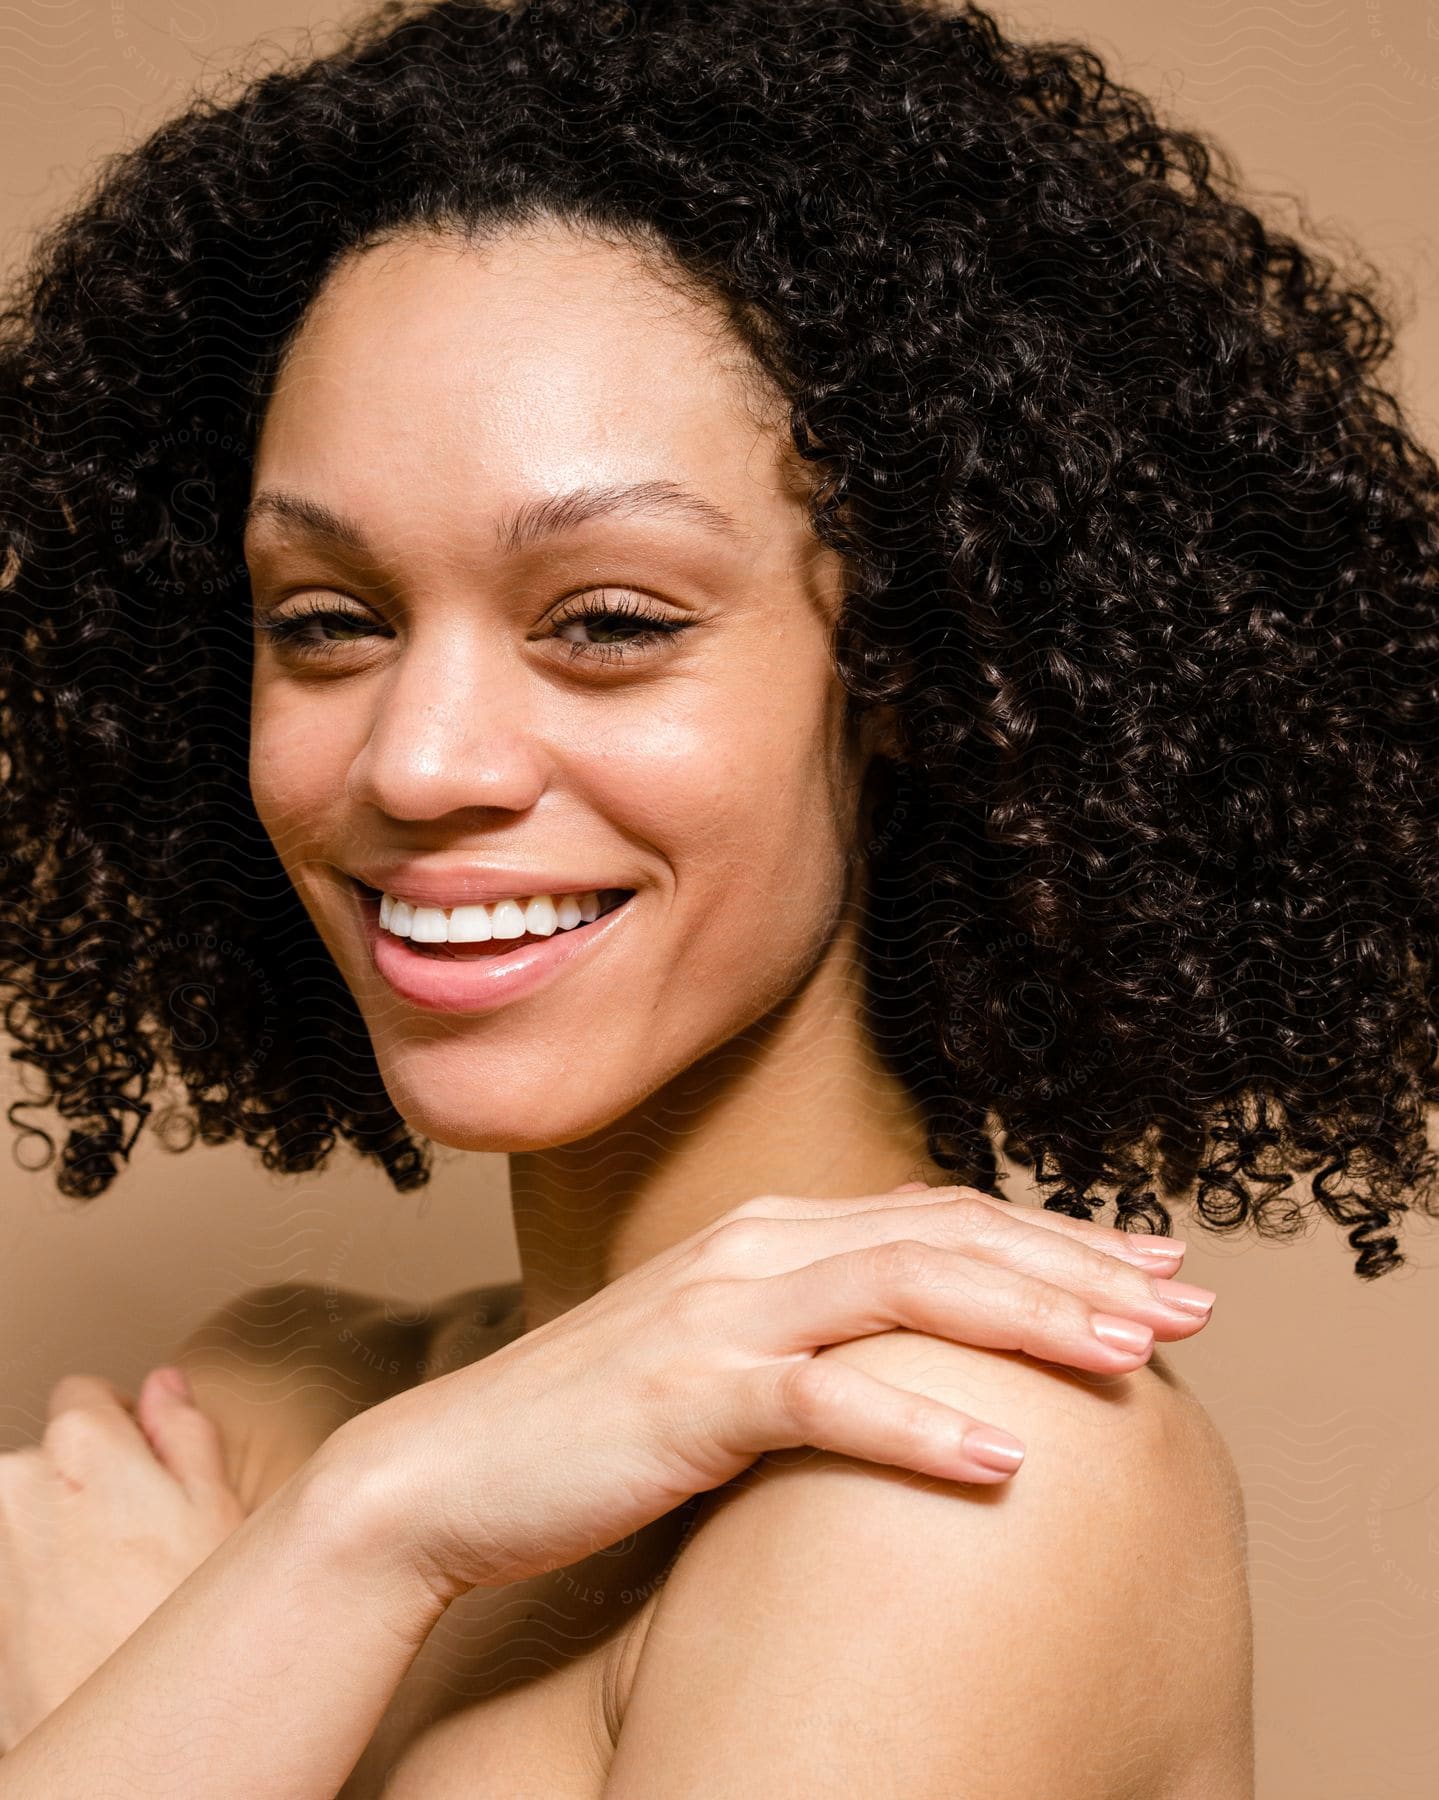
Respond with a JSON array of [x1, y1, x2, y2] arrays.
[[374, 1063, 646, 1155]]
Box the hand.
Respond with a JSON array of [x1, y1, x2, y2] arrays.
[[0, 1367, 246, 1752], [312, 1183, 1214, 1607]]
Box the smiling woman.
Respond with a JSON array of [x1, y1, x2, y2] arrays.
[[237, 218, 880, 1157], [0, 0, 1435, 1794]]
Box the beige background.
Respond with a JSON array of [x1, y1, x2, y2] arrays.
[[2, 4, 1437, 1794]]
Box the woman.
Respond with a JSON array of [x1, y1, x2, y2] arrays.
[[1, 0, 1435, 1791]]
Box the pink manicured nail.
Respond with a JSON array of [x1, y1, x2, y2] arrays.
[[963, 1427, 1027, 1474], [156, 1366, 192, 1400], [1091, 1314, 1155, 1355], [1152, 1279, 1216, 1317], [1128, 1238, 1187, 1263]]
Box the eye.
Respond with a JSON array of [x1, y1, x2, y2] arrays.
[[250, 597, 383, 660], [547, 591, 692, 665], [249, 590, 694, 667]]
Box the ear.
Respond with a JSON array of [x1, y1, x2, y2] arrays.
[[858, 701, 904, 764]]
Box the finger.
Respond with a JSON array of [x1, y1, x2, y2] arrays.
[[42, 1375, 162, 1492], [135, 1367, 235, 1504], [899, 1190, 1188, 1269], [942, 1191, 1189, 1270], [45, 1372, 137, 1423], [747, 1354, 1027, 1485], [46, 1370, 170, 1469], [708, 1200, 1212, 1341], [751, 1238, 1189, 1375], [829, 1200, 1211, 1338], [742, 1186, 1187, 1270]]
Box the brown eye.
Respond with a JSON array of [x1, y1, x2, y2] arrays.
[[549, 592, 692, 665], [251, 599, 384, 659]]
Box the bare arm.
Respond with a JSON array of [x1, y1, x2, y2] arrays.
[[2, 1197, 1208, 1792], [0, 1448, 446, 1799]]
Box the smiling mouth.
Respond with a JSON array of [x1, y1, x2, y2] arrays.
[[357, 881, 635, 958]]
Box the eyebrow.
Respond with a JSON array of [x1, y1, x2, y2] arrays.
[[242, 480, 745, 556]]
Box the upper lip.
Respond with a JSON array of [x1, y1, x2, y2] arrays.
[[346, 862, 633, 909]]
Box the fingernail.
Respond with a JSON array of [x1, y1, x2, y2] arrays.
[[1128, 1237, 1187, 1262], [1152, 1279, 1216, 1318], [156, 1366, 192, 1400], [1091, 1314, 1155, 1355], [962, 1427, 1027, 1474]]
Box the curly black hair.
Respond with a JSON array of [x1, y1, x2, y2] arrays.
[[2, 0, 1436, 1278]]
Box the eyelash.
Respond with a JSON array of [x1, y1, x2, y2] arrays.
[[249, 591, 691, 667]]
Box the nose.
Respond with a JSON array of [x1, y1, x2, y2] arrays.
[[343, 627, 549, 821]]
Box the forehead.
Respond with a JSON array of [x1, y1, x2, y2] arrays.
[[249, 225, 803, 553]]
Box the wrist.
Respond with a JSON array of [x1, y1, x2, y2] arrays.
[[283, 1422, 457, 1641]]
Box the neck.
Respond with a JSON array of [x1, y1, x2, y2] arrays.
[[506, 897, 947, 1335]]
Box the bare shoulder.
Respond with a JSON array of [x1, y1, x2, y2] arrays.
[[804, 1326, 1250, 1555], [697, 1326, 1248, 1575], [167, 1280, 521, 1512], [611, 1332, 1253, 1799]]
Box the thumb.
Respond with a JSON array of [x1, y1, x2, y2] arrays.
[[136, 1366, 235, 1503]]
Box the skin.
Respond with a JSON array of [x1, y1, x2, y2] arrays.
[[244, 213, 948, 1338]]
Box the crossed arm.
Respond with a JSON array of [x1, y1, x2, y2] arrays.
[[0, 1303, 1251, 1797]]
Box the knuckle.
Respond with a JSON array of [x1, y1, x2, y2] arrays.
[[869, 1236, 933, 1287], [694, 1216, 773, 1271], [776, 1356, 836, 1433], [721, 1193, 781, 1222], [944, 1185, 995, 1208], [1095, 1258, 1162, 1311], [658, 1273, 731, 1335], [41, 1405, 111, 1463], [1022, 1278, 1084, 1335], [946, 1191, 999, 1234]]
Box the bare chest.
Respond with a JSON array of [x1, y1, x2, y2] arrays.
[[337, 1597, 620, 1798], [336, 1508, 691, 1799]]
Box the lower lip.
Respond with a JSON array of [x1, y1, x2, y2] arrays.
[[357, 884, 637, 1015]]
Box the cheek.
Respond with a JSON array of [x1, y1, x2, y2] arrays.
[[603, 679, 855, 973], [247, 687, 346, 852]]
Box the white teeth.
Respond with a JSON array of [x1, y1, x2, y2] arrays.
[[375, 887, 617, 943], [489, 899, 527, 940], [524, 896, 559, 937], [447, 904, 492, 944], [409, 906, 449, 944]]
